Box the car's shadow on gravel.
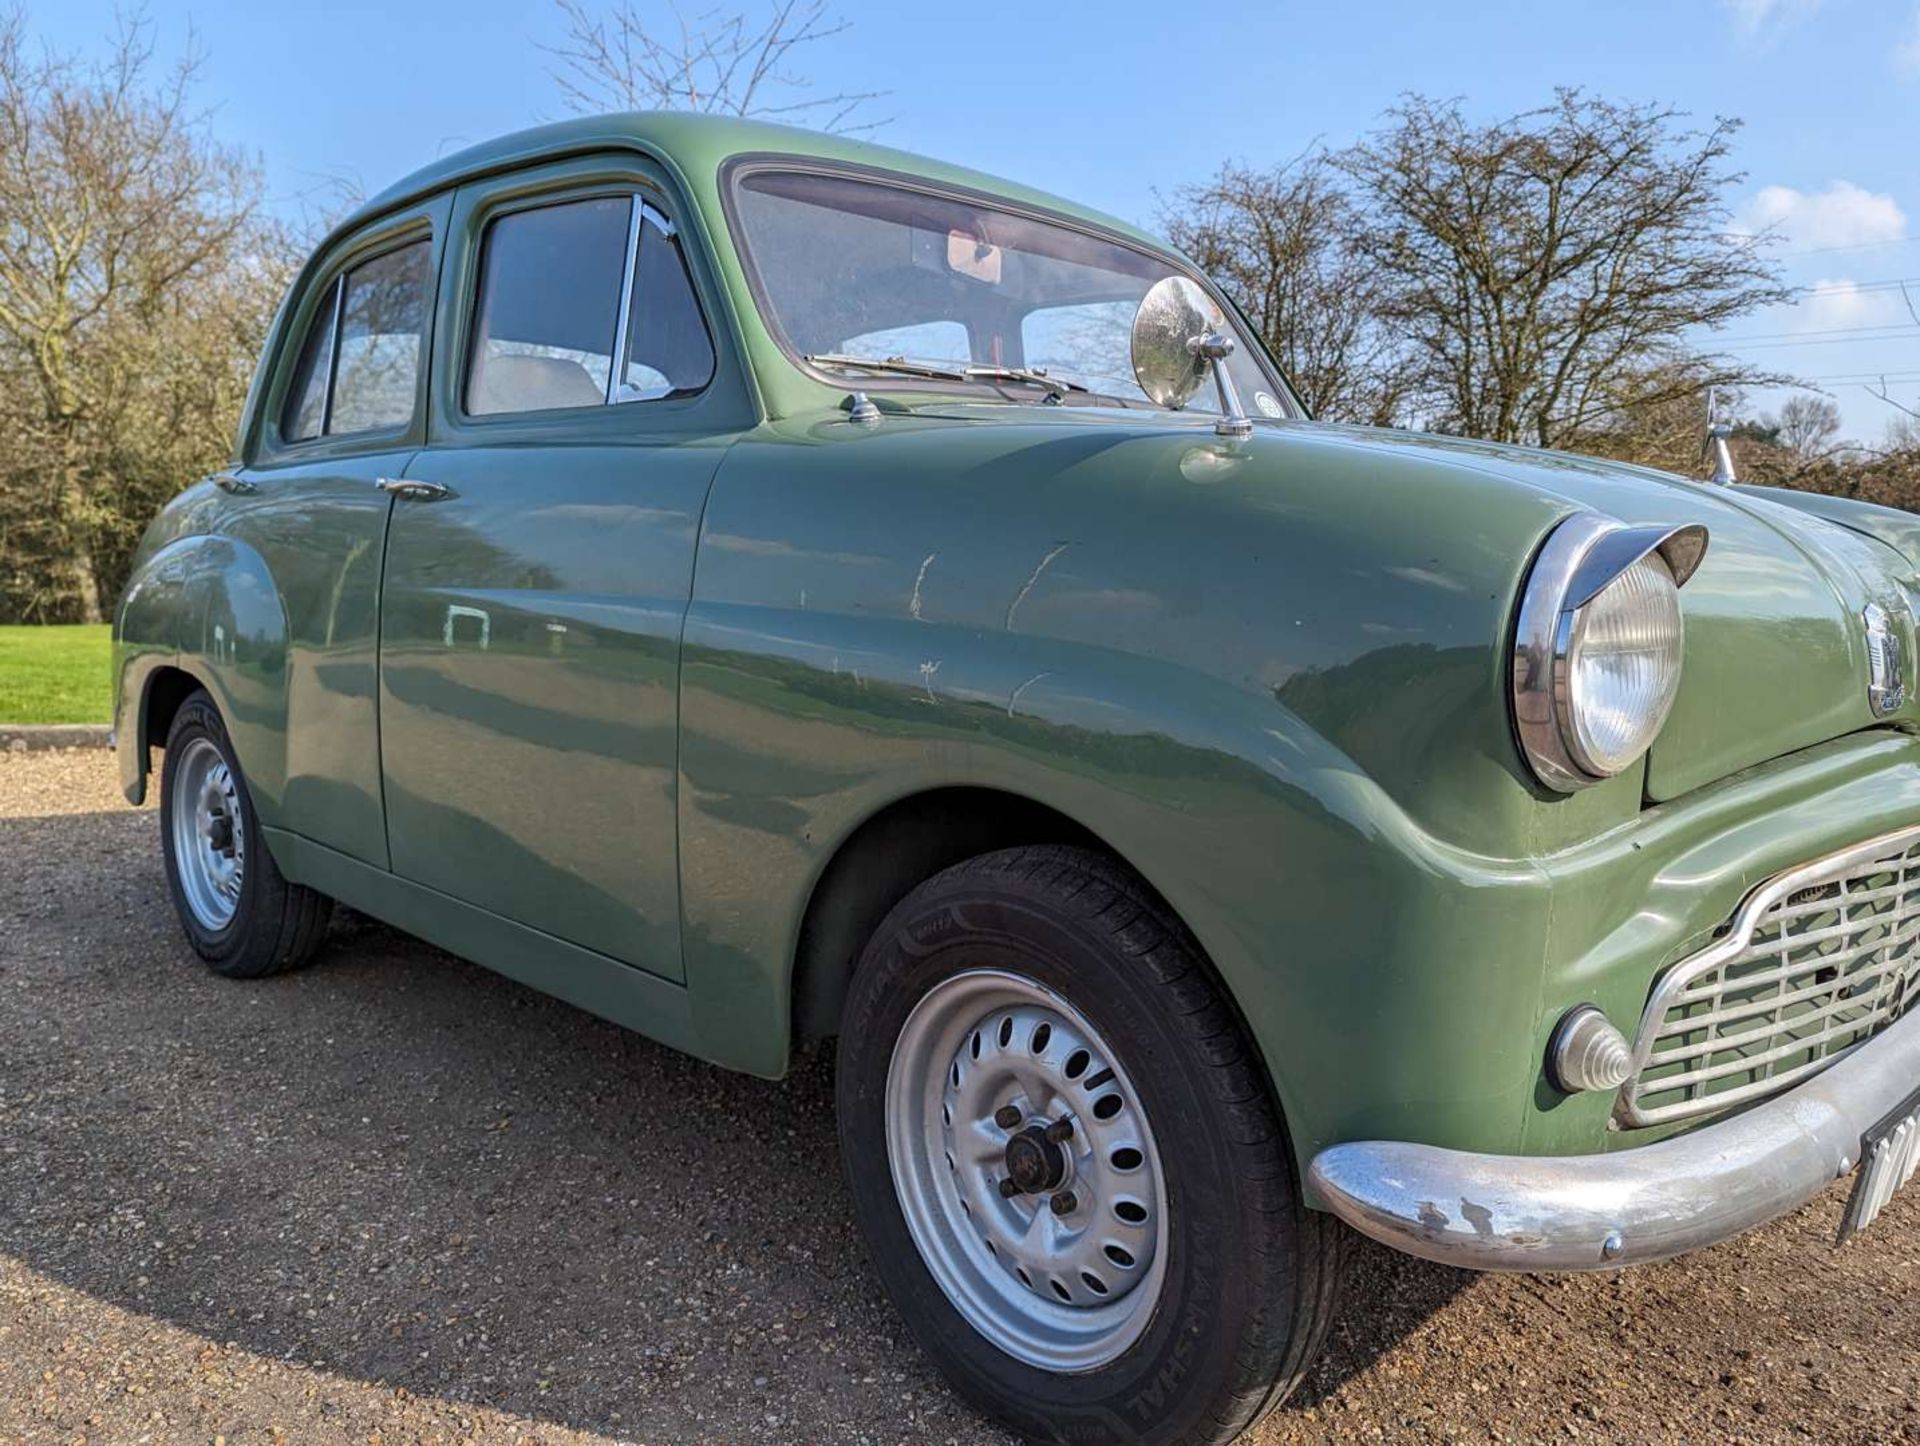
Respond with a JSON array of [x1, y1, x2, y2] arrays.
[[0, 805, 1461, 1441]]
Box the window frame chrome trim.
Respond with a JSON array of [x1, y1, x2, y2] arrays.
[[1510, 512, 1709, 793], [608, 201, 689, 407], [316, 275, 346, 436], [605, 197, 645, 405]]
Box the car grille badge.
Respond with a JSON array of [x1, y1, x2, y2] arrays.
[[1864, 603, 1906, 716]]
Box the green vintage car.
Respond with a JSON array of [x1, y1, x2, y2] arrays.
[[114, 113, 1920, 1444]]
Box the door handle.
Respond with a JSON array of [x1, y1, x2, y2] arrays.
[[377, 477, 452, 502]]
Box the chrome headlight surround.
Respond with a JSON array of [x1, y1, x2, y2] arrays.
[[1511, 512, 1709, 793]]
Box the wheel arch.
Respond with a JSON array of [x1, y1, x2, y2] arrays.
[[112, 527, 293, 816], [780, 785, 1302, 1175], [787, 786, 1104, 1048], [140, 663, 208, 752]]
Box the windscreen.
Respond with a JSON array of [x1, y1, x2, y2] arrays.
[[731, 169, 1291, 416]]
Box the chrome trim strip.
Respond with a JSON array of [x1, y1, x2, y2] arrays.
[[317, 276, 345, 436], [1308, 1005, 1920, 1271], [605, 197, 645, 406], [1619, 822, 1920, 1127]]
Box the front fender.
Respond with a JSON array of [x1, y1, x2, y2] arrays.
[[676, 608, 1559, 1173]]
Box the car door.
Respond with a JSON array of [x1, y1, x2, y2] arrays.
[[220, 196, 449, 868], [376, 157, 749, 982]]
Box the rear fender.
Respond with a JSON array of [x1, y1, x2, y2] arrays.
[[114, 533, 291, 820]]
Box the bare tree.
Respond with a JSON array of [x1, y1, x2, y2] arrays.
[[0, 5, 268, 618], [1563, 362, 1752, 477], [1334, 91, 1790, 452], [1869, 373, 1920, 426], [0, 7, 268, 620], [547, 0, 883, 132], [1162, 155, 1408, 424], [1772, 393, 1844, 461]]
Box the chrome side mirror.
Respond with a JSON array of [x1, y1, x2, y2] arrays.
[[1130, 276, 1253, 439], [1701, 422, 1737, 486], [1700, 388, 1736, 486]]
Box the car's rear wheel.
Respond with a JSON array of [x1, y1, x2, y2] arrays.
[[160, 690, 332, 978], [836, 845, 1347, 1446]]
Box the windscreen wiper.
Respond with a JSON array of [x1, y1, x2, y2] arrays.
[[806, 353, 1091, 403], [805, 353, 970, 382], [962, 365, 1088, 402]]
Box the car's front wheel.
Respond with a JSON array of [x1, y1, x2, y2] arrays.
[[159, 690, 332, 978], [837, 845, 1346, 1445]]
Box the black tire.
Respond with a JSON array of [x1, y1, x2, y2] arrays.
[[836, 845, 1346, 1446], [159, 690, 332, 978]]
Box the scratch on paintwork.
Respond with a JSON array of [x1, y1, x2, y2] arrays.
[[919, 659, 942, 701], [1005, 542, 1072, 630], [1007, 671, 1053, 717], [910, 552, 937, 620]]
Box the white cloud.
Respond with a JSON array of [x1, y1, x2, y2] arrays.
[[1897, 6, 1920, 76], [1794, 278, 1906, 333], [1739, 181, 1908, 251], [1722, 0, 1824, 41]]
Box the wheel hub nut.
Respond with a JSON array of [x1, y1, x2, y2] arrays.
[[1002, 1121, 1068, 1195], [1050, 1190, 1077, 1216]]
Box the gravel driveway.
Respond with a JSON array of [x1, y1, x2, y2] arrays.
[[3, 748, 1917, 1445]]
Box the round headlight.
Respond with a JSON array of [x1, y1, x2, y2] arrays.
[[1511, 513, 1707, 792], [1563, 553, 1684, 777]]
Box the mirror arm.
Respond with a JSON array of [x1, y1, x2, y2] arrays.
[[1193, 332, 1253, 439]]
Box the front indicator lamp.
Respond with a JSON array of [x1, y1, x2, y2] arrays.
[[1548, 1004, 1634, 1095]]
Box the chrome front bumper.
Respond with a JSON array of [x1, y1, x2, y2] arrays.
[[1308, 1007, 1920, 1271]]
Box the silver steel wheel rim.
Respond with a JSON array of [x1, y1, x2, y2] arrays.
[[885, 968, 1170, 1372], [170, 736, 244, 931]]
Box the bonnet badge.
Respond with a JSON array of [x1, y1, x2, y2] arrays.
[[1864, 603, 1905, 716]]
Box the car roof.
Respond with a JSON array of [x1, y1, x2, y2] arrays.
[[344, 111, 1165, 252]]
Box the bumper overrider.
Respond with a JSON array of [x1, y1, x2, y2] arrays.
[[1309, 1006, 1920, 1271]]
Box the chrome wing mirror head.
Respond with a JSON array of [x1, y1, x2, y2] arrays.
[[1130, 276, 1253, 439]]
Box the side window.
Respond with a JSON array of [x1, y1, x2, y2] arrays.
[[466, 197, 631, 415], [330, 241, 432, 433], [276, 236, 432, 442], [618, 214, 715, 402]]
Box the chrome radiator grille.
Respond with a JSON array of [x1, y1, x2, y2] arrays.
[[1619, 827, 1920, 1129]]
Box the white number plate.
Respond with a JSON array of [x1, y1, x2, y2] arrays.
[[1840, 1089, 1920, 1241]]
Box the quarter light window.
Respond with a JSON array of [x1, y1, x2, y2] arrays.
[[619, 214, 715, 402], [278, 237, 431, 442], [281, 278, 339, 442]]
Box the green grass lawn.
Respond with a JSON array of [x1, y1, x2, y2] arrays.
[[0, 624, 113, 724]]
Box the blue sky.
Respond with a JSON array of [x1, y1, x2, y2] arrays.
[[32, 0, 1920, 443]]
